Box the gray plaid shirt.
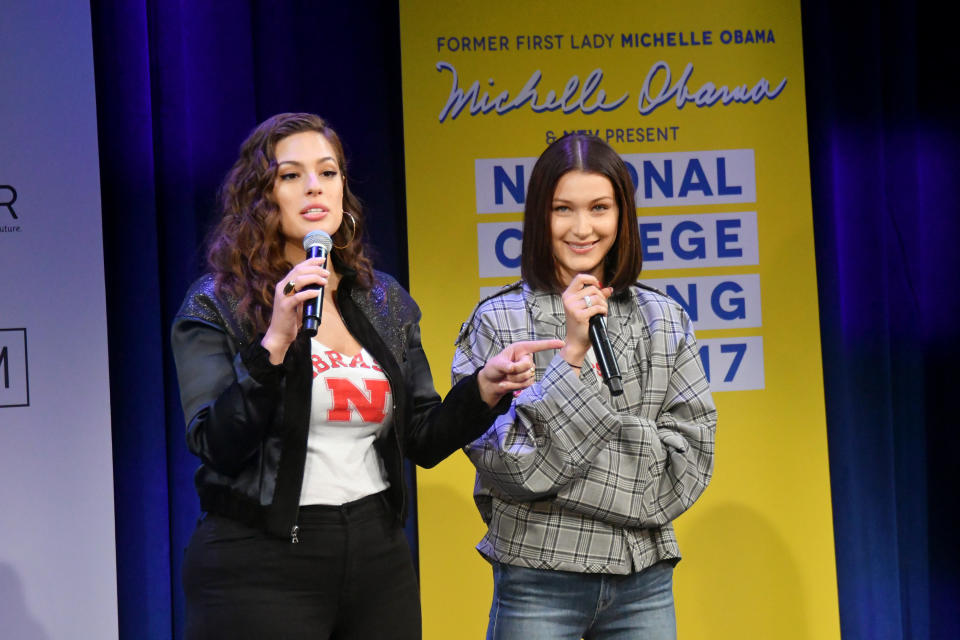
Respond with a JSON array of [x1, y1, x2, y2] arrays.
[[452, 282, 717, 574]]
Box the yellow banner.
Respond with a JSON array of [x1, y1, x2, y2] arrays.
[[400, 1, 838, 637]]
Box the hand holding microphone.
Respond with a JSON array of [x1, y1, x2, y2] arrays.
[[260, 231, 332, 363], [559, 274, 623, 396]]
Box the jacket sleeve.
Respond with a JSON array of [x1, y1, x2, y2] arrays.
[[171, 316, 285, 476], [452, 303, 716, 529], [632, 310, 716, 525], [398, 319, 511, 469]]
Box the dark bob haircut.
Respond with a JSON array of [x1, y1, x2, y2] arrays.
[[520, 134, 642, 294]]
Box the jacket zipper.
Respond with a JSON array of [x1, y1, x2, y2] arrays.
[[290, 523, 300, 544]]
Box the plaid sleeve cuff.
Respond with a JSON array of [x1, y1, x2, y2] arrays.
[[541, 352, 600, 397]]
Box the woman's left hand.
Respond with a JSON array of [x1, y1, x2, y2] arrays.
[[477, 339, 565, 407]]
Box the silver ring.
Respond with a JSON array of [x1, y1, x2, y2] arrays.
[[584, 295, 592, 308]]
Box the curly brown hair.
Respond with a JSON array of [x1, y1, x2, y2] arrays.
[[206, 113, 374, 334]]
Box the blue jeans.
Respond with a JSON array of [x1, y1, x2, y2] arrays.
[[487, 561, 677, 640]]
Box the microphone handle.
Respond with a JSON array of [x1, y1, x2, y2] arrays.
[[588, 315, 624, 396], [302, 246, 328, 337]]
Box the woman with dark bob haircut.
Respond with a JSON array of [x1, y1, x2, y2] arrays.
[[171, 112, 561, 639], [453, 134, 717, 639]]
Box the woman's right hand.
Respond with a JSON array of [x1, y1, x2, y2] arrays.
[[260, 258, 329, 364], [476, 338, 565, 407], [559, 273, 613, 368]]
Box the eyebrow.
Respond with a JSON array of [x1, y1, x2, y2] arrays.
[[277, 156, 337, 167], [552, 195, 615, 204]]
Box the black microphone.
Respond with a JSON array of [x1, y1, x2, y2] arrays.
[[589, 314, 623, 396], [302, 230, 333, 337]]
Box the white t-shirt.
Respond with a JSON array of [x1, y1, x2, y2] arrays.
[[299, 341, 394, 505]]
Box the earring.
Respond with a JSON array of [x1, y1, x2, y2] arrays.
[[333, 210, 357, 249]]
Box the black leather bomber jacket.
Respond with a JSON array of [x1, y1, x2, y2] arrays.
[[171, 267, 509, 540]]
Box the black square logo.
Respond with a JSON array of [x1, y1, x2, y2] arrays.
[[0, 328, 29, 408]]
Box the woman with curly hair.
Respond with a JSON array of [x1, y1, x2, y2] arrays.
[[172, 112, 561, 639]]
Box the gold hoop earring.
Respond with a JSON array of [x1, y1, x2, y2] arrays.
[[333, 210, 357, 250]]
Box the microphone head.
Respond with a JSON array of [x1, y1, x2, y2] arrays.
[[303, 230, 333, 253]]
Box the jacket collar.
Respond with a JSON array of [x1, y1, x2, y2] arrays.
[[525, 282, 634, 325], [524, 282, 636, 356]]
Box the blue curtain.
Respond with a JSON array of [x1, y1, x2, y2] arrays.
[[90, 1, 958, 638], [90, 2, 410, 638], [803, 1, 959, 638]]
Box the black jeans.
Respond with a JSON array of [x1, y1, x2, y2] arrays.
[[182, 492, 421, 639]]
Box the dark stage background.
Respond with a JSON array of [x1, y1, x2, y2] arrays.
[[89, 1, 958, 638]]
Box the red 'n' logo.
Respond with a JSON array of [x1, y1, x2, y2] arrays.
[[325, 378, 390, 422]]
